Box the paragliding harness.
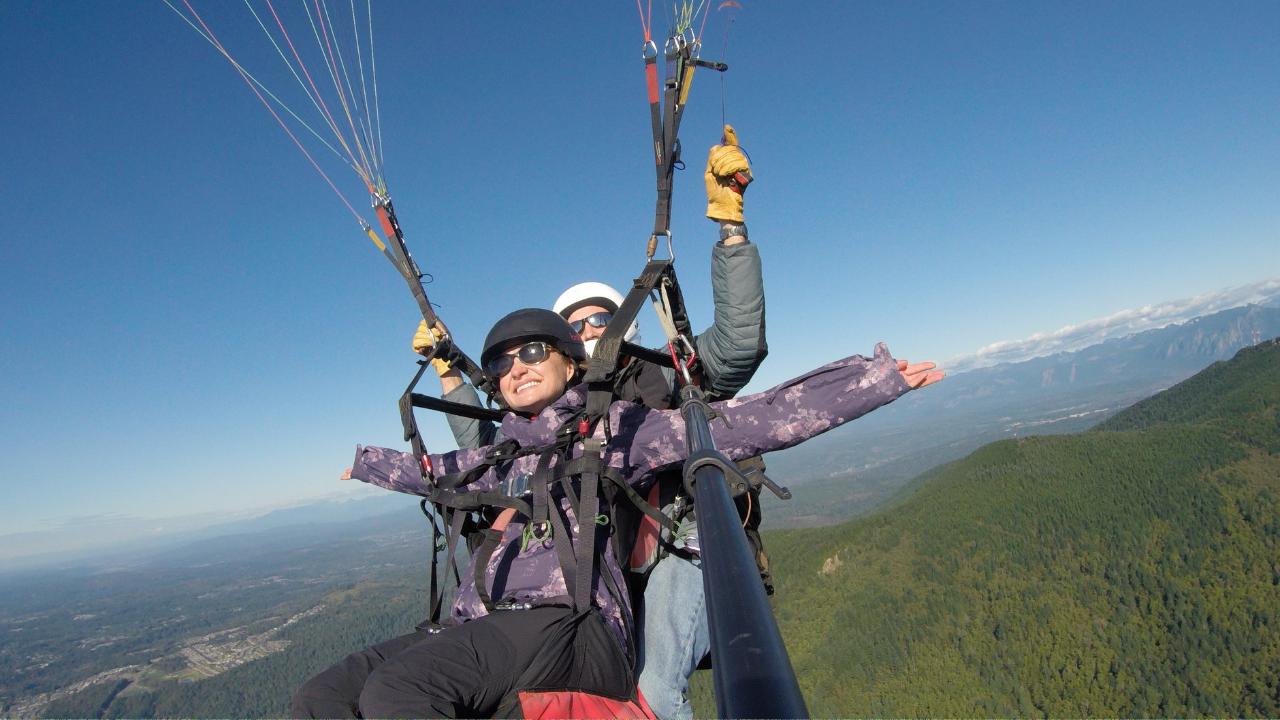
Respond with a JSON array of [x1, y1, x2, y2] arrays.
[[390, 15, 789, 717], [403, 396, 669, 717], [394, 20, 788, 627]]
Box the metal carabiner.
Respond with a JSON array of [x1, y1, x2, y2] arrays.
[[642, 39, 658, 61], [646, 231, 675, 262], [664, 34, 684, 59]]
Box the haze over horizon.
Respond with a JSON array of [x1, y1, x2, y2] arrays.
[[4, 277, 1277, 570]]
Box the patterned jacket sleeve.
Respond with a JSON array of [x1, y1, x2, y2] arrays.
[[610, 343, 909, 476], [349, 392, 579, 496], [349, 442, 496, 497]]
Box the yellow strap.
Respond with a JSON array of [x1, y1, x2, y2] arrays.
[[678, 64, 697, 105], [364, 226, 386, 252]]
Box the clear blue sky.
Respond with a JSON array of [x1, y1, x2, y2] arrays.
[[2, 1, 1277, 545]]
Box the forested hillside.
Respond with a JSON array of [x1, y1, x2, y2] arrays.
[[707, 339, 1279, 717], [761, 304, 1280, 526]]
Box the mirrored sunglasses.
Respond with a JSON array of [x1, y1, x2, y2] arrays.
[[568, 311, 613, 334], [485, 341, 555, 379]]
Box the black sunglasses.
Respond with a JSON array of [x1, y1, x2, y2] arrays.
[[568, 311, 613, 334], [485, 341, 556, 379]]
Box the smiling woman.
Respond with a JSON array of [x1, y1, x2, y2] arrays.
[[479, 309, 589, 414]]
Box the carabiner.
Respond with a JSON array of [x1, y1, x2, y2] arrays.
[[664, 34, 684, 59], [646, 231, 675, 262]]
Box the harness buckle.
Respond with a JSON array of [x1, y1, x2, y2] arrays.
[[529, 520, 551, 542]]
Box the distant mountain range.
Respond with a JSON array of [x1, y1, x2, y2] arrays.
[[760, 303, 1280, 525], [0, 493, 417, 576], [726, 338, 1280, 717], [6, 301, 1277, 573]]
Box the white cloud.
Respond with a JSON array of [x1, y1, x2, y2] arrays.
[[948, 277, 1280, 372]]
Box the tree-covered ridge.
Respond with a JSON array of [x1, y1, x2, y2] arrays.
[[708, 339, 1280, 717], [1096, 337, 1280, 436]]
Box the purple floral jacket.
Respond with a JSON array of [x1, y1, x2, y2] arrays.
[[350, 344, 910, 651]]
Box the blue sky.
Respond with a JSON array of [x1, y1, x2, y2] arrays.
[[1, 1, 1277, 555]]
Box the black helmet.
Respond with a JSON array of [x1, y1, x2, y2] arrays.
[[481, 308, 587, 374]]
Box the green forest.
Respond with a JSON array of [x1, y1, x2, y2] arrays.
[[18, 340, 1280, 718], [691, 339, 1279, 717]]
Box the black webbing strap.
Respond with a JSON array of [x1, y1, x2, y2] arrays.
[[430, 489, 531, 518], [529, 449, 556, 538], [645, 46, 667, 239], [574, 439, 604, 611], [375, 197, 491, 396], [545, 475, 580, 611], [446, 509, 469, 613], [420, 499, 444, 624], [427, 507, 468, 624], [462, 445, 563, 612], [400, 361, 432, 452], [652, 47, 681, 238], [472, 525, 504, 612], [558, 458, 678, 537], [648, 38, 712, 242], [432, 439, 522, 492], [583, 260, 672, 385], [581, 260, 680, 424], [408, 393, 507, 423], [620, 340, 679, 368]]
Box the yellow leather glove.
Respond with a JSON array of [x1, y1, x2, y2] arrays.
[[704, 124, 752, 223], [412, 320, 452, 376]]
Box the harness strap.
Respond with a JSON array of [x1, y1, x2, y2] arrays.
[[545, 478, 580, 610], [374, 197, 492, 397], [420, 499, 444, 624], [425, 507, 468, 624], [408, 392, 508, 423], [473, 507, 518, 612], [574, 438, 604, 611], [582, 260, 696, 427], [429, 489, 532, 517], [557, 460, 678, 537], [432, 439, 523, 492], [530, 449, 556, 538]]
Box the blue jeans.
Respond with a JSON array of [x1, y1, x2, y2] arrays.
[[635, 553, 709, 720]]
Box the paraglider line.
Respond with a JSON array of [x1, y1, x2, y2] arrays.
[[165, 0, 353, 168], [315, 0, 377, 183], [264, 0, 368, 184], [367, 0, 385, 173], [348, 0, 382, 183], [177, 0, 367, 225]]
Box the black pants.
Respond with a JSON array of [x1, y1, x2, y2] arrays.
[[290, 606, 574, 719]]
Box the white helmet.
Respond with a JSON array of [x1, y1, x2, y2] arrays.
[[552, 281, 640, 355]]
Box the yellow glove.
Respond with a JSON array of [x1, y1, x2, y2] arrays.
[[704, 124, 752, 224], [412, 320, 452, 376]]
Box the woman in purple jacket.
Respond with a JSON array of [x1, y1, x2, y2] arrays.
[[291, 308, 943, 719]]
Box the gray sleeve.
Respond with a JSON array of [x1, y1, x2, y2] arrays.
[[442, 383, 497, 449], [693, 240, 768, 399]]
